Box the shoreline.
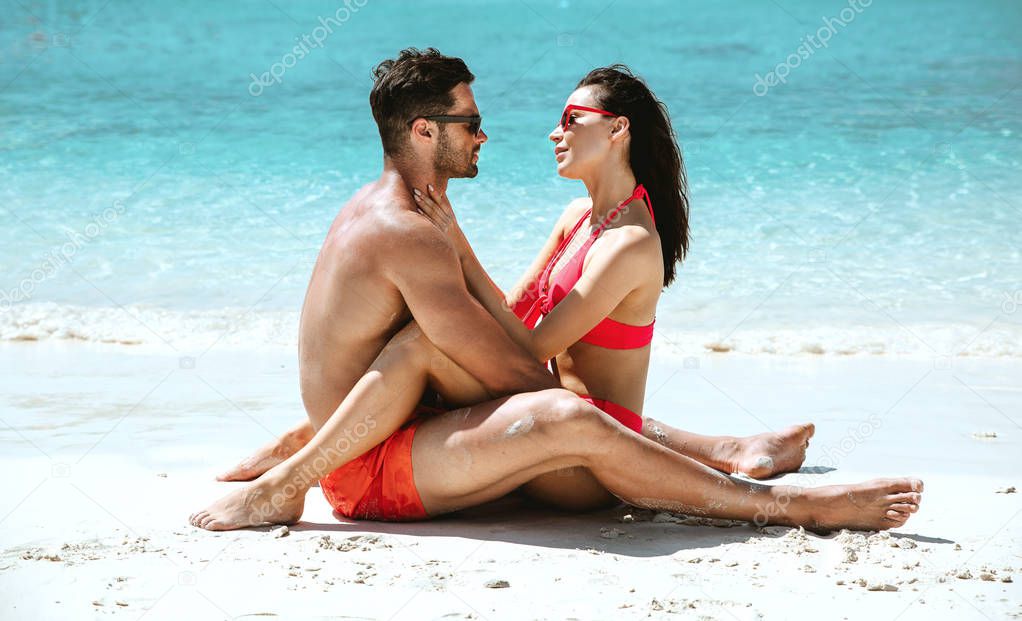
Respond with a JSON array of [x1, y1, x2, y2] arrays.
[[3, 301, 1020, 357]]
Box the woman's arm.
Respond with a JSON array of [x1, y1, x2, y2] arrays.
[[503, 198, 590, 309], [413, 185, 565, 358], [414, 186, 655, 363]]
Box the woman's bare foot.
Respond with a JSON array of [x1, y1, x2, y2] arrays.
[[725, 423, 815, 479], [189, 474, 306, 531], [217, 426, 314, 482], [796, 477, 924, 533]]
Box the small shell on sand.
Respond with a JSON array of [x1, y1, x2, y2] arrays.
[[972, 431, 997, 439], [484, 579, 510, 589], [271, 526, 289, 538], [995, 486, 1016, 494], [866, 582, 898, 592]]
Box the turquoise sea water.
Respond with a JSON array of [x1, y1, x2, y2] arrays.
[[2, 0, 1020, 355]]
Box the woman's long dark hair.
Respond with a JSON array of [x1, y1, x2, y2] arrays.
[[577, 65, 689, 287]]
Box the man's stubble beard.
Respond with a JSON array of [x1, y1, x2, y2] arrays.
[[434, 128, 478, 179]]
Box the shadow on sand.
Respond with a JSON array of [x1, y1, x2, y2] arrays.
[[282, 492, 949, 558]]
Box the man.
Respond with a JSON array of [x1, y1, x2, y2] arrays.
[[215, 48, 559, 485]]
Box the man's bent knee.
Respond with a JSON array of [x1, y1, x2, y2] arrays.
[[382, 321, 439, 363], [529, 389, 614, 443]]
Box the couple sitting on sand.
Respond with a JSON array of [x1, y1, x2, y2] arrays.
[[190, 48, 922, 532]]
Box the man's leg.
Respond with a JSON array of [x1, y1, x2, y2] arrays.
[[191, 321, 532, 530], [411, 390, 923, 532], [215, 320, 495, 482], [219, 404, 817, 486], [217, 421, 315, 482]]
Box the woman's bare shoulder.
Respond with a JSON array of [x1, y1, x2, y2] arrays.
[[557, 197, 592, 228]]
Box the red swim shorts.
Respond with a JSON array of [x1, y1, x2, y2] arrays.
[[319, 407, 434, 522], [319, 396, 642, 521]]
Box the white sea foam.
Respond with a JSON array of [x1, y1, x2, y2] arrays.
[[0, 303, 298, 351], [2, 303, 1019, 358]]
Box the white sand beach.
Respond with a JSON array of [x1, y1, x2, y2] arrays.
[[1, 342, 1019, 620], [4, 0, 1020, 618]]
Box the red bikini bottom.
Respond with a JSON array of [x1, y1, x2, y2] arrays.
[[579, 395, 644, 434]]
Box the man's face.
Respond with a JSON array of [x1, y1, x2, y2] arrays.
[[433, 83, 488, 179]]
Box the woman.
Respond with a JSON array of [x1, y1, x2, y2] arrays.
[[191, 66, 921, 530], [410, 65, 809, 510]]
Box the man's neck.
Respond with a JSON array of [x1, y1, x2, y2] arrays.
[[382, 156, 449, 202]]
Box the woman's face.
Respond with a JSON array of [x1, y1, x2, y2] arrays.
[[549, 86, 617, 180]]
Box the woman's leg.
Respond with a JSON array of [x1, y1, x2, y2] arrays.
[[191, 322, 503, 530], [515, 417, 817, 512], [641, 417, 816, 479], [410, 390, 923, 532]]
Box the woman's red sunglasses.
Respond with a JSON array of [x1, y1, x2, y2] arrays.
[[559, 104, 617, 130]]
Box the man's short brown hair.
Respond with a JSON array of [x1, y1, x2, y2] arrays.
[[369, 48, 475, 157]]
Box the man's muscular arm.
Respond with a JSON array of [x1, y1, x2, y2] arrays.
[[385, 215, 558, 398]]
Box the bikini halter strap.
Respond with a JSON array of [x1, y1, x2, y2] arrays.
[[594, 183, 654, 236]]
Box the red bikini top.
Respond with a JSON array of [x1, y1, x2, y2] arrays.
[[512, 185, 656, 349]]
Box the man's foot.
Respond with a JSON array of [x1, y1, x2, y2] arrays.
[[217, 428, 313, 482], [189, 474, 306, 531], [727, 423, 815, 479], [798, 477, 924, 533]]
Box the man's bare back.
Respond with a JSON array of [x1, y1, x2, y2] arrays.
[[298, 178, 417, 431]]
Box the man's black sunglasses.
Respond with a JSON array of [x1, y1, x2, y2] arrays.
[[413, 114, 482, 135]]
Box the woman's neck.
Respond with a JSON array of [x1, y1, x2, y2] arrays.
[[581, 161, 638, 224]]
